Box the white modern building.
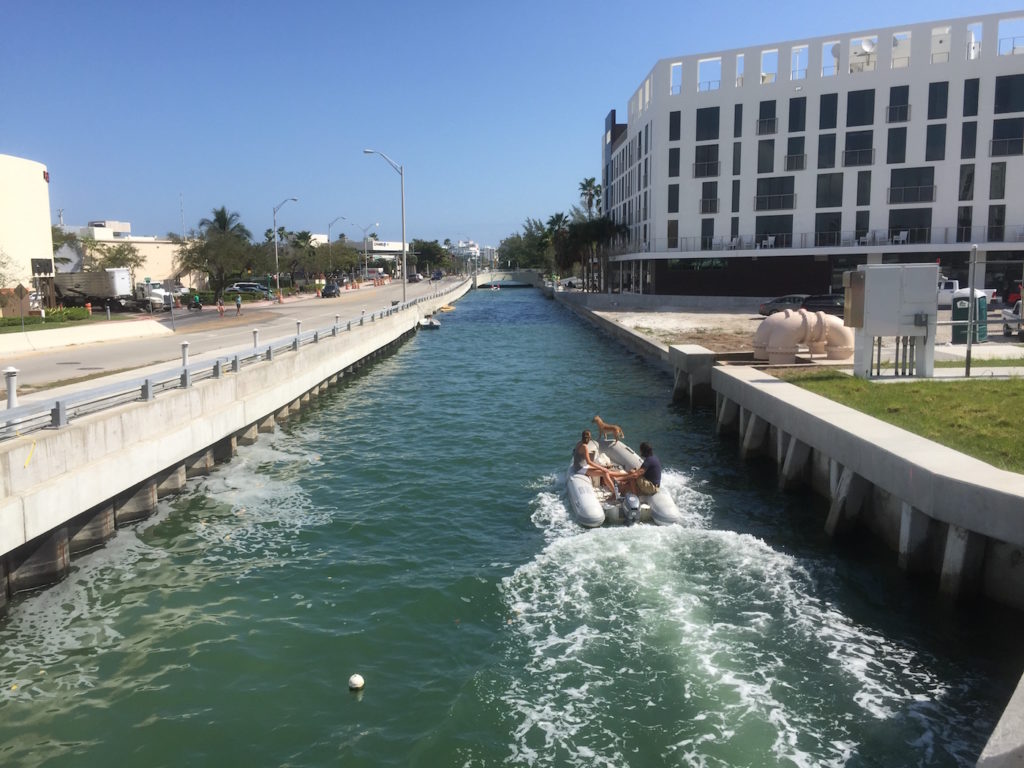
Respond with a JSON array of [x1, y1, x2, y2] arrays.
[[0, 154, 53, 296], [56, 220, 184, 284], [603, 12, 1024, 298]]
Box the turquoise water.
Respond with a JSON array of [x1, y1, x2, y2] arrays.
[[0, 289, 1019, 766]]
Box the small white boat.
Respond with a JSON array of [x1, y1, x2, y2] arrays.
[[418, 316, 440, 330], [566, 438, 682, 527]]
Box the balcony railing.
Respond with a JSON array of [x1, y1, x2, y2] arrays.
[[991, 138, 1024, 156], [784, 153, 806, 171], [753, 193, 796, 211], [698, 198, 720, 214], [842, 147, 875, 166], [886, 104, 911, 122], [756, 117, 779, 135], [607, 224, 1024, 257], [698, 79, 721, 92], [887, 185, 937, 204], [692, 161, 721, 177]]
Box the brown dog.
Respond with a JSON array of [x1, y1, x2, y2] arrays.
[[593, 415, 624, 441]]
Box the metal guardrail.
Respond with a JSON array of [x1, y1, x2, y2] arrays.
[[0, 281, 467, 443]]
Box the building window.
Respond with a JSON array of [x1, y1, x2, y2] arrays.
[[959, 164, 974, 201], [695, 107, 719, 141], [732, 179, 740, 213], [700, 181, 719, 214], [887, 207, 932, 244], [992, 118, 1024, 156], [856, 210, 870, 241], [789, 97, 806, 132], [964, 78, 980, 117], [694, 144, 720, 177], [843, 130, 874, 166], [846, 89, 875, 126], [928, 82, 949, 120], [732, 142, 741, 175], [820, 93, 838, 129], [815, 211, 842, 246], [757, 139, 775, 173], [731, 216, 739, 239], [734, 103, 743, 137], [785, 136, 806, 170], [669, 147, 680, 177], [857, 170, 871, 206], [757, 100, 778, 135], [669, 110, 681, 141], [957, 206, 973, 243], [889, 167, 935, 204], [989, 204, 1006, 242], [991, 162, 1007, 199], [887, 85, 910, 122], [925, 124, 946, 161], [818, 134, 836, 168], [701, 219, 715, 250], [887, 127, 907, 164], [668, 184, 679, 213], [755, 176, 796, 210], [961, 122, 977, 159], [994, 74, 1024, 114], [816, 173, 843, 207], [667, 219, 679, 249]]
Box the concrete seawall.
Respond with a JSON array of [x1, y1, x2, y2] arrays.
[[0, 282, 471, 608]]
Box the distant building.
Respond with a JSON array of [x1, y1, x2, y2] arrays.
[[56, 220, 184, 284], [603, 11, 1024, 297]]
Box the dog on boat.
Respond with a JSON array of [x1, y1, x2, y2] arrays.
[[593, 415, 624, 441]]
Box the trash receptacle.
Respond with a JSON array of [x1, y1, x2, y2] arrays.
[[951, 288, 988, 343]]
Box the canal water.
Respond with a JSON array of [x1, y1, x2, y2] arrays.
[[0, 288, 1019, 766]]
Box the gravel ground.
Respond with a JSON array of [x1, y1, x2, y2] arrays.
[[598, 308, 1024, 359]]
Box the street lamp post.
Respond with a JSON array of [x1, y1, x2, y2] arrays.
[[328, 215, 346, 274], [273, 197, 297, 302], [363, 149, 406, 303], [357, 221, 380, 283]]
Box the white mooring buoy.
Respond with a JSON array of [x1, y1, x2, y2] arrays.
[[348, 673, 365, 691]]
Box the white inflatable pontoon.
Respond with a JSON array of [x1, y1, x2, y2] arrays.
[[566, 438, 682, 528]]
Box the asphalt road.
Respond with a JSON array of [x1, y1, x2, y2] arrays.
[[5, 279, 453, 394]]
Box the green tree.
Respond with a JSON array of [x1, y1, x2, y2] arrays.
[[174, 206, 254, 297], [578, 177, 602, 219], [51, 226, 77, 267]]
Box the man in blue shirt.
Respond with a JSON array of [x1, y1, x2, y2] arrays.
[[616, 442, 662, 496]]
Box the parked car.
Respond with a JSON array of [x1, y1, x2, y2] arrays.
[[801, 293, 845, 317], [759, 294, 808, 315], [224, 282, 273, 298], [407, 273, 423, 283], [321, 282, 341, 298]]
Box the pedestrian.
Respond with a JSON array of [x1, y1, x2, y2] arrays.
[[217, 297, 224, 318], [235, 293, 242, 315]]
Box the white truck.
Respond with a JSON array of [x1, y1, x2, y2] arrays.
[[53, 268, 133, 309], [133, 282, 174, 311], [937, 278, 997, 308], [1001, 300, 1023, 339]]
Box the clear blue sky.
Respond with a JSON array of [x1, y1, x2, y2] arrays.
[[2, 0, 1019, 248]]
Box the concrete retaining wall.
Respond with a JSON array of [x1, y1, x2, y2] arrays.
[[0, 283, 470, 600]]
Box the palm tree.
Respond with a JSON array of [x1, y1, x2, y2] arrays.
[[578, 178, 602, 219], [199, 206, 252, 241]]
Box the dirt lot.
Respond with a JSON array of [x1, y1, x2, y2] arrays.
[[595, 311, 764, 353], [597, 308, 1023, 357]]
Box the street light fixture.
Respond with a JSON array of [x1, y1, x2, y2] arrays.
[[328, 215, 346, 274], [273, 197, 298, 302], [357, 221, 380, 283], [363, 149, 407, 303]]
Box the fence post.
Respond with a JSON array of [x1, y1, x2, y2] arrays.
[[3, 367, 18, 409]]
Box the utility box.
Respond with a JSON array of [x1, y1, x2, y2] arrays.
[[951, 288, 988, 344], [851, 264, 938, 378]]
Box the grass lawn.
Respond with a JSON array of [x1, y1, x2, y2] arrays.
[[776, 368, 1024, 473], [0, 315, 135, 335]]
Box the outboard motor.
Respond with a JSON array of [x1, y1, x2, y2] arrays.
[[621, 493, 641, 525]]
